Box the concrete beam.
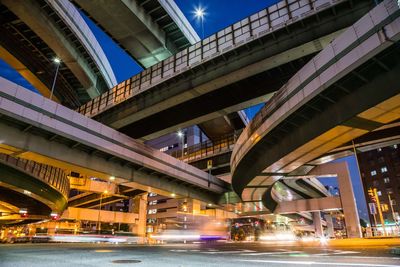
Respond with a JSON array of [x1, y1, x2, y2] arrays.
[[62, 207, 138, 224], [274, 196, 342, 214], [2, 0, 101, 98], [47, 0, 117, 88], [74, 0, 175, 68]]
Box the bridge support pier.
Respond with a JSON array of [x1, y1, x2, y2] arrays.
[[313, 212, 323, 238], [325, 214, 335, 238], [131, 194, 148, 243], [311, 162, 362, 238]]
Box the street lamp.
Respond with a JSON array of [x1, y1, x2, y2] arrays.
[[194, 6, 206, 39], [177, 130, 184, 159], [96, 190, 108, 232], [50, 57, 61, 101]]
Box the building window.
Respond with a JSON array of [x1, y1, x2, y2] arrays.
[[391, 199, 397, 205], [377, 191, 382, 196], [394, 144, 398, 149], [148, 200, 158, 206], [148, 209, 157, 214], [160, 146, 168, 152], [373, 180, 379, 187], [148, 192, 157, 197], [387, 188, 394, 195], [381, 167, 388, 173], [371, 170, 377, 176], [384, 177, 390, 184]]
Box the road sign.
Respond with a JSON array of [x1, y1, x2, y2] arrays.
[[207, 160, 213, 170], [369, 202, 377, 215]]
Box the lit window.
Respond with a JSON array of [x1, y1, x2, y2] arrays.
[[377, 191, 382, 196], [159, 146, 168, 152], [387, 188, 394, 195], [384, 177, 390, 184], [394, 144, 398, 149], [148, 200, 158, 206], [148, 209, 157, 214], [148, 192, 157, 197], [381, 167, 388, 173], [371, 170, 377, 176]]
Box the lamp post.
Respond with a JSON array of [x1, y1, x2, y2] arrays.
[[96, 190, 108, 232], [177, 130, 184, 160], [50, 57, 61, 101], [194, 6, 206, 39]]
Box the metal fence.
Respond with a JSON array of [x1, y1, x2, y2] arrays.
[[169, 133, 236, 163], [77, 0, 347, 118], [0, 153, 70, 198]]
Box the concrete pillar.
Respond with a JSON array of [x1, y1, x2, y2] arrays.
[[310, 162, 362, 238], [337, 166, 362, 238], [313, 212, 323, 238], [132, 194, 147, 241], [192, 199, 201, 215], [325, 214, 335, 238]]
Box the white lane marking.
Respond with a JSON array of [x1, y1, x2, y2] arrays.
[[239, 259, 400, 266], [331, 250, 360, 255], [170, 249, 188, 252], [202, 249, 255, 254], [240, 250, 301, 256]]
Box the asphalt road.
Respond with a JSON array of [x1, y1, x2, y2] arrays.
[[0, 241, 399, 267]]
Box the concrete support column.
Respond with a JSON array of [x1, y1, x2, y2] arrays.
[[325, 214, 335, 238], [192, 199, 201, 215], [337, 166, 362, 239], [311, 162, 362, 238], [132, 194, 147, 242], [313, 211, 323, 238]]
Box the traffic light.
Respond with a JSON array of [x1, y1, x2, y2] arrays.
[[368, 188, 376, 202], [381, 204, 389, 212], [50, 212, 59, 220]]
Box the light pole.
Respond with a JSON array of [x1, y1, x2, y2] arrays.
[[194, 6, 206, 39], [96, 190, 108, 232], [177, 130, 184, 160], [50, 57, 61, 101]]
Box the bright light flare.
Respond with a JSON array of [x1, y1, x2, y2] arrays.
[[194, 6, 205, 19], [53, 57, 61, 64]]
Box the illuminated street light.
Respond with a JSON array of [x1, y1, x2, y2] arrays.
[[109, 176, 115, 181], [194, 6, 206, 39], [50, 57, 61, 101], [177, 130, 184, 159], [171, 193, 176, 197]]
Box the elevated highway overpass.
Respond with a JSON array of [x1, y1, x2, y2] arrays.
[[0, 152, 69, 224], [230, 0, 400, 233], [0, 0, 117, 108], [72, 0, 199, 68], [0, 77, 230, 205], [78, 0, 373, 141]]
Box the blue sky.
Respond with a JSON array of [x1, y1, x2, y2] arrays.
[[0, 0, 367, 220]]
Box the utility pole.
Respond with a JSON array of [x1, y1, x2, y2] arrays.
[[388, 194, 399, 233], [374, 188, 387, 236]]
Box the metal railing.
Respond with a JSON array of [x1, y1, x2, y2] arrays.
[[231, 0, 400, 172], [77, 0, 348, 118], [0, 153, 70, 198], [169, 133, 236, 163]]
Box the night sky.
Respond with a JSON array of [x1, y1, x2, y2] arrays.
[[0, 0, 368, 220]]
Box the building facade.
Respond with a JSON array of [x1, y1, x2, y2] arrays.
[[358, 144, 400, 227]]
